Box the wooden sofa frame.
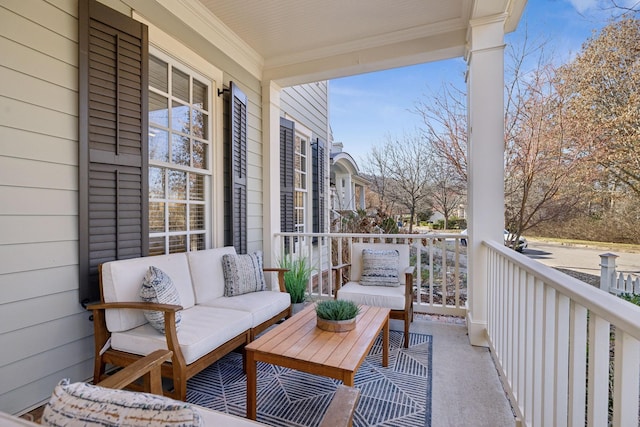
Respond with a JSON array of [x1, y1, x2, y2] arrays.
[[88, 265, 290, 401]]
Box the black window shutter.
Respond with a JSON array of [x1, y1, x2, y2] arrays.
[[280, 118, 295, 248], [312, 138, 326, 244], [229, 82, 248, 254], [78, 0, 148, 304]]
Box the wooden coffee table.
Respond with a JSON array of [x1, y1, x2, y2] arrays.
[[245, 303, 390, 420]]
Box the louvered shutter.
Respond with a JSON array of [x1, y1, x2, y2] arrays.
[[312, 138, 326, 244], [229, 82, 248, 254], [280, 118, 295, 249], [78, 0, 148, 304]]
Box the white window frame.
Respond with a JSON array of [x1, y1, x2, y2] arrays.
[[292, 121, 312, 250], [138, 14, 225, 252]]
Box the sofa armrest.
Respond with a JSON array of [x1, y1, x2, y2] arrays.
[[331, 263, 351, 298], [97, 349, 173, 394], [263, 267, 288, 293], [318, 385, 360, 427], [87, 302, 187, 394]]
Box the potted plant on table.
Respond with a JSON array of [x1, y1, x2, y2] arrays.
[[279, 254, 315, 314], [315, 299, 360, 332]]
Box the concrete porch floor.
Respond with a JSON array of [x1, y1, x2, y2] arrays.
[[402, 315, 516, 427]]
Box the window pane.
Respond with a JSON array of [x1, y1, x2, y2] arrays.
[[192, 140, 207, 169], [149, 92, 169, 127], [172, 67, 189, 102], [171, 101, 190, 133], [190, 234, 205, 251], [171, 134, 190, 166], [192, 110, 208, 139], [169, 203, 186, 231], [149, 202, 165, 232], [193, 79, 208, 111], [149, 167, 165, 199], [149, 128, 169, 162], [168, 170, 187, 200], [190, 205, 205, 230], [149, 56, 168, 92], [169, 235, 186, 253], [189, 174, 204, 201], [149, 237, 165, 256]]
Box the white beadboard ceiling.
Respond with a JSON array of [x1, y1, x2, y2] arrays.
[[195, 0, 526, 84]]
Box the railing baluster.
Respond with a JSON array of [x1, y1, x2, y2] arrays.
[[568, 302, 587, 427], [554, 294, 570, 427], [587, 314, 610, 426], [612, 330, 640, 427]]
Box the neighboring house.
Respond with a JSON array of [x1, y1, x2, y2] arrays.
[[0, 0, 525, 415], [330, 142, 368, 213]]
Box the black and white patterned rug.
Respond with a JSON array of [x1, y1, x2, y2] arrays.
[[187, 331, 432, 427]]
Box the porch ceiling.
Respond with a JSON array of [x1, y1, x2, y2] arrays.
[[198, 0, 526, 85]]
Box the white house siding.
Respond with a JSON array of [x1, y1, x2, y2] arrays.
[[0, 0, 94, 415], [281, 82, 329, 142], [280, 82, 331, 273]]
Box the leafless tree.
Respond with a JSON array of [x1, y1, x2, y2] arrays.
[[428, 159, 465, 230], [362, 132, 433, 232]]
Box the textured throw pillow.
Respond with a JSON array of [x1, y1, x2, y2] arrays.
[[222, 251, 266, 297], [41, 379, 202, 427], [360, 249, 401, 287], [140, 266, 181, 333]]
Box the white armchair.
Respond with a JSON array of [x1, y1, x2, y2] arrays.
[[334, 242, 414, 347]]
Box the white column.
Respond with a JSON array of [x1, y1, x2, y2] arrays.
[[466, 15, 506, 347], [262, 81, 282, 268]]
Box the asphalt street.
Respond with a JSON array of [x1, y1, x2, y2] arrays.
[[524, 240, 640, 277]]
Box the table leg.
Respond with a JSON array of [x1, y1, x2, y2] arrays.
[[382, 315, 389, 367], [246, 350, 257, 420]]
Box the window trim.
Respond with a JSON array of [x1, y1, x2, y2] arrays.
[[135, 13, 225, 248]]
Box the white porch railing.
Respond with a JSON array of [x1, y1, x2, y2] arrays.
[[485, 240, 640, 427], [274, 232, 467, 316]]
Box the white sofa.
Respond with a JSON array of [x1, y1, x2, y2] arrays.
[[89, 247, 291, 401]]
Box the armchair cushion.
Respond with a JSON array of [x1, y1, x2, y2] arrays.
[[360, 249, 401, 286], [140, 266, 182, 333], [41, 379, 202, 426], [221, 251, 266, 296], [337, 281, 407, 310]]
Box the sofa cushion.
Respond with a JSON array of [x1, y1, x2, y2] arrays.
[[111, 306, 252, 365], [139, 266, 182, 333], [200, 291, 290, 328], [360, 249, 400, 286], [337, 281, 406, 310], [221, 251, 266, 296], [102, 253, 195, 333], [41, 379, 202, 426], [187, 247, 237, 303]]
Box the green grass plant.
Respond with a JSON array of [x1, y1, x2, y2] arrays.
[[315, 299, 360, 321], [279, 255, 314, 304]]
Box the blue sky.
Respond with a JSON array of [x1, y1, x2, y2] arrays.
[[329, 0, 636, 163]]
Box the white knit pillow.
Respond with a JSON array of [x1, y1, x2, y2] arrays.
[[221, 251, 266, 296], [140, 266, 182, 333], [360, 249, 401, 286], [41, 379, 202, 426]]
